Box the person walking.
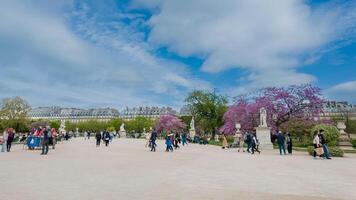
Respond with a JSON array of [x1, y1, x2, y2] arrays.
[[84, 131, 88, 140], [251, 133, 260, 154], [286, 133, 293, 154], [319, 130, 331, 159], [222, 134, 228, 149], [165, 135, 171, 152], [145, 131, 151, 148], [95, 132, 102, 147], [182, 132, 187, 146], [150, 131, 157, 152], [51, 128, 57, 149], [174, 133, 180, 150], [245, 132, 252, 153], [103, 131, 110, 147], [236, 131, 245, 152], [2, 130, 8, 152], [41, 127, 50, 155], [313, 131, 322, 158], [6, 128, 15, 152], [276, 131, 286, 155]]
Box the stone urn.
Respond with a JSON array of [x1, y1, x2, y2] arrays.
[[337, 121, 352, 149]]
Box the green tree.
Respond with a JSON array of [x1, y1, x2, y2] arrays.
[[0, 97, 31, 132], [185, 90, 228, 138], [180, 116, 192, 130], [50, 120, 61, 130], [125, 117, 155, 133], [280, 119, 316, 146], [346, 119, 356, 134]]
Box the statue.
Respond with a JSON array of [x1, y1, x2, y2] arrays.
[[59, 120, 66, 134], [235, 123, 241, 133], [119, 123, 126, 137], [120, 123, 125, 132], [259, 107, 267, 127], [189, 117, 196, 138], [190, 117, 195, 130]]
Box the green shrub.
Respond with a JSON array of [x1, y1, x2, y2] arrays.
[[351, 139, 356, 149], [281, 119, 316, 147], [311, 124, 340, 147], [209, 140, 222, 146], [328, 146, 344, 157], [307, 146, 314, 155], [307, 146, 344, 157]]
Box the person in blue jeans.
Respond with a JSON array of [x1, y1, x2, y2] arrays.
[[319, 130, 331, 159], [276, 131, 286, 155], [165, 135, 173, 152]]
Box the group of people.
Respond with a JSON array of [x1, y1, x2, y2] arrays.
[[222, 131, 261, 154], [95, 131, 112, 147], [275, 131, 293, 155], [313, 130, 331, 159], [0, 126, 61, 155], [145, 131, 189, 152], [1, 128, 15, 152]]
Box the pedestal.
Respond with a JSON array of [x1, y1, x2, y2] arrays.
[[119, 131, 127, 138], [337, 121, 353, 150], [189, 129, 196, 138], [255, 126, 273, 150]]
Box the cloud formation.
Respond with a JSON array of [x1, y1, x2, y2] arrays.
[[0, 0, 210, 108], [324, 81, 356, 103], [145, 0, 356, 89]]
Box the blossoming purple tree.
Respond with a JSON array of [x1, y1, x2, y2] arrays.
[[220, 85, 325, 134], [155, 114, 186, 134]]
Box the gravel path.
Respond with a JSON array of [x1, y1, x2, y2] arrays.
[[1, 138, 355, 200]]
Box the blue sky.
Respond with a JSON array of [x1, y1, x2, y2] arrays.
[[0, 0, 355, 109]]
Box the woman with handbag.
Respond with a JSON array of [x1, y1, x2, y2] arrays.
[[313, 131, 323, 158]]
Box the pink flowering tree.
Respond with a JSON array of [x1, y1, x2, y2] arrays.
[[155, 114, 187, 134], [220, 85, 325, 134]]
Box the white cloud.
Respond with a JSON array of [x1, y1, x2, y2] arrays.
[[0, 0, 210, 108], [324, 81, 356, 103], [144, 0, 356, 91]]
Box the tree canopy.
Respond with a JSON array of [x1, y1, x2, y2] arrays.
[[0, 97, 31, 132], [220, 85, 324, 134], [185, 90, 228, 137]]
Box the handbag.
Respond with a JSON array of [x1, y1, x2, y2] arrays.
[[315, 147, 324, 156]]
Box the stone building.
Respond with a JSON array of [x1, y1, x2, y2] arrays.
[[322, 101, 356, 119], [28, 107, 120, 123], [119, 106, 177, 120]]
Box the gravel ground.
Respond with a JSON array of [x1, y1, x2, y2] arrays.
[[1, 138, 355, 200]]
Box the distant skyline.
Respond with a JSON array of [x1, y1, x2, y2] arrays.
[[0, 0, 355, 109]]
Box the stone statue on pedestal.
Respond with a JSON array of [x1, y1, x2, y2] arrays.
[[337, 121, 352, 149], [259, 107, 267, 127], [119, 123, 127, 137], [255, 107, 273, 149], [59, 120, 66, 135], [189, 117, 196, 138]]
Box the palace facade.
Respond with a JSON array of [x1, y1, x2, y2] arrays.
[[28, 106, 179, 122], [28, 107, 120, 123]]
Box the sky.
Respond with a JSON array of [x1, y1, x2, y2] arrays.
[[0, 0, 355, 110]]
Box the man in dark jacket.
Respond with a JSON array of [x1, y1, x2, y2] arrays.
[[276, 131, 286, 155], [95, 132, 102, 147], [41, 127, 50, 155], [150, 131, 157, 152]]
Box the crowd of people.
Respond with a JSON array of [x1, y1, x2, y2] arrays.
[[0, 126, 333, 160], [144, 131, 189, 152]]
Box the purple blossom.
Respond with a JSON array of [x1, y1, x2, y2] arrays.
[[155, 114, 186, 134], [220, 85, 324, 134]]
